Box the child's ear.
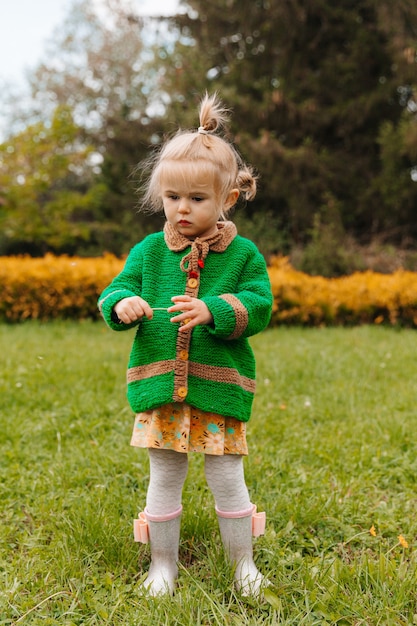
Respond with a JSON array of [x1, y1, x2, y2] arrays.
[[225, 188, 239, 210]]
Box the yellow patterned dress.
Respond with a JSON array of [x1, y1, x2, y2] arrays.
[[130, 402, 248, 455]]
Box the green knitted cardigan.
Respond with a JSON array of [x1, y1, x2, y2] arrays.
[[98, 221, 272, 422]]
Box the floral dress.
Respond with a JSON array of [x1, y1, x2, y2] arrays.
[[130, 402, 248, 455]]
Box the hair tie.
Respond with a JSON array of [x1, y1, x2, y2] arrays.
[[198, 126, 209, 135]]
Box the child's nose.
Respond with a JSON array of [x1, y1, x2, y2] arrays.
[[178, 198, 190, 212]]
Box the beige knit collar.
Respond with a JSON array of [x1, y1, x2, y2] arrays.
[[164, 220, 237, 252], [164, 220, 237, 274]]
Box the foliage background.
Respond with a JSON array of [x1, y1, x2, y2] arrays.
[[0, 0, 416, 276]]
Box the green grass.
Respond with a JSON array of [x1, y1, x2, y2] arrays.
[[1, 322, 417, 625]]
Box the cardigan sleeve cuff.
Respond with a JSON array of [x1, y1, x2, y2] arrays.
[[98, 289, 140, 331], [202, 295, 248, 339]]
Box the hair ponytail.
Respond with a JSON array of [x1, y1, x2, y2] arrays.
[[198, 92, 229, 134], [236, 165, 258, 201]]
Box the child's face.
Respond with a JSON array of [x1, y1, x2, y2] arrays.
[[160, 164, 237, 239]]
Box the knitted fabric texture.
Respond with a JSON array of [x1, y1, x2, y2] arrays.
[[98, 221, 272, 422]]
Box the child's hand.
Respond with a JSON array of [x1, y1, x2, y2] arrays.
[[114, 296, 153, 324], [169, 296, 213, 331]]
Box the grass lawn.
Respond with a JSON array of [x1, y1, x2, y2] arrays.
[[1, 322, 417, 625]]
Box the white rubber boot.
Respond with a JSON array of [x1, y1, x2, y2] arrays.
[[216, 506, 266, 597], [143, 506, 182, 596]]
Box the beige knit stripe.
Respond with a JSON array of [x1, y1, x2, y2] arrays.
[[127, 359, 255, 394], [173, 326, 191, 401], [189, 362, 256, 393], [127, 360, 175, 383], [219, 294, 249, 339], [173, 296, 193, 401], [173, 271, 199, 401]]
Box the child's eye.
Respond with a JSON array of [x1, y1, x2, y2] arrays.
[[192, 196, 204, 202]]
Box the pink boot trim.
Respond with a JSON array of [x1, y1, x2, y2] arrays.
[[252, 505, 266, 538], [133, 506, 183, 543], [215, 504, 254, 519], [144, 505, 183, 522], [215, 503, 266, 537], [133, 511, 149, 543]]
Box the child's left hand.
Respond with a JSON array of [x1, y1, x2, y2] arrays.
[[168, 296, 213, 331]]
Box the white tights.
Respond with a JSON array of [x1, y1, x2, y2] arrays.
[[146, 448, 251, 516]]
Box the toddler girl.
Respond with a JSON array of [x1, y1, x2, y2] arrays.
[[98, 93, 273, 597]]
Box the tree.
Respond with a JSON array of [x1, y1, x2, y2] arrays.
[[0, 0, 170, 255], [163, 0, 417, 249], [2, 0, 416, 261], [0, 106, 98, 255]]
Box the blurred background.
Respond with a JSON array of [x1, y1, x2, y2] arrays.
[[0, 0, 416, 277]]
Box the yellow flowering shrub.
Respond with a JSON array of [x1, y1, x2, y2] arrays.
[[0, 254, 124, 322], [269, 256, 417, 327], [1, 254, 417, 326]]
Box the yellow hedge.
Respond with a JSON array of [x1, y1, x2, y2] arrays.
[[1, 254, 417, 326], [269, 256, 417, 327], [0, 254, 124, 322]]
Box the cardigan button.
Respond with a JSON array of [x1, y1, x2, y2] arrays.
[[187, 278, 198, 288], [179, 350, 189, 360], [177, 386, 188, 398]]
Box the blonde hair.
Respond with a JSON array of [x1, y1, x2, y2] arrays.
[[139, 93, 257, 215]]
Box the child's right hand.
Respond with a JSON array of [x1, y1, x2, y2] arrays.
[[113, 296, 153, 324]]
